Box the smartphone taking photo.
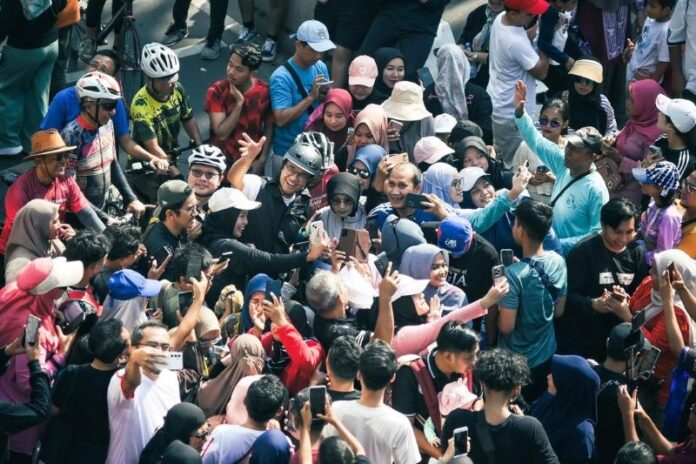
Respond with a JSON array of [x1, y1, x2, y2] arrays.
[[185, 253, 203, 283], [453, 426, 469, 457], [309, 385, 327, 421], [24, 315, 41, 347], [178, 292, 194, 317]]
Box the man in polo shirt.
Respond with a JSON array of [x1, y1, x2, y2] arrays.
[[267, 20, 334, 177], [142, 180, 197, 282]]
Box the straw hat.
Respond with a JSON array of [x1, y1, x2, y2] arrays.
[[568, 59, 604, 84], [24, 129, 77, 160]]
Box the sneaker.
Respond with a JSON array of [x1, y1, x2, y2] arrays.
[[201, 38, 221, 60], [261, 38, 277, 62], [160, 23, 189, 46], [236, 27, 254, 44], [78, 38, 96, 63]]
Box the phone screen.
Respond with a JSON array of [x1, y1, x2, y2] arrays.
[[491, 265, 506, 286], [265, 280, 282, 301], [24, 315, 41, 347], [185, 254, 203, 283], [178, 292, 194, 317], [405, 193, 429, 210], [500, 249, 514, 267], [631, 309, 646, 331], [337, 229, 357, 257], [637, 346, 661, 379], [453, 427, 469, 456], [374, 252, 389, 277], [388, 119, 404, 132], [309, 386, 326, 419]]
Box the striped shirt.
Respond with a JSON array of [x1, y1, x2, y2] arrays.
[[654, 135, 696, 181]]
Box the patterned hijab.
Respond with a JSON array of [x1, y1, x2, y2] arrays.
[[435, 44, 470, 121]]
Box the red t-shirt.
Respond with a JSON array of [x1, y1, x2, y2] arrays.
[[203, 78, 273, 164], [0, 168, 89, 254]]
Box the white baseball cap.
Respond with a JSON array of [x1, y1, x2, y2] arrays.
[[434, 113, 458, 134], [208, 188, 261, 213], [458, 166, 490, 192], [655, 94, 696, 133], [290, 20, 336, 52]]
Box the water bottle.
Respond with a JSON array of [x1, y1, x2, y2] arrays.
[[465, 42, 479, 79]]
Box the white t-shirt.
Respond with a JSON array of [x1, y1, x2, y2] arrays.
[[324, 401, 421, 464], [201, 424, 264, 464], [668, 0, 696, 93], [487, 14, 540, 119], [628, 17, 670, 81], [105, 368, 180, 464]]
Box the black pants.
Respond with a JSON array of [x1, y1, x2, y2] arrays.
[[85, 0, 125, 31], [171, 0, 226, 41]]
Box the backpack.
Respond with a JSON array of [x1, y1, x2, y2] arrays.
[[388, 354, 442, 435]]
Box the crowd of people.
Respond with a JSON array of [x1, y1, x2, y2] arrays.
[[2, 0, 696, 463]]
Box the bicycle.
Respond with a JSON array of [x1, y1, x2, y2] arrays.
[[68, 0, 144, 107]]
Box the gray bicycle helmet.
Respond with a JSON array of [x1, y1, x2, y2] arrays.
[[188, 144, 227, 173], [294, 131, 334, 172], [283, 141, 323, 178]]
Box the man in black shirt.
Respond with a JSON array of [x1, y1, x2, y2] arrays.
[[441, 348, 559, 464], [393, 322, 479, 462], [593, 323, 651, 464], [326, 336, 362, 402], [558, 198, 648, 361], [142, 180, 197, 281]]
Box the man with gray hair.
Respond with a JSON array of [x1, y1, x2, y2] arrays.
[[306, 268, 399, 350]]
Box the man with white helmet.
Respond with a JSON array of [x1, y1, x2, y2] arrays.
[[60, 72, 146, 221], [226, 132, 324, 254], [185, 144, 227, 240], [130, 43, 202, 201]]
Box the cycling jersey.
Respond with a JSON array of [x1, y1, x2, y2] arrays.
[[130, 83, 194, 160]]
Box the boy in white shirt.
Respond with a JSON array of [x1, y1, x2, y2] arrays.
[[488, 0, 550, 167], [625, 0, 675, 83]]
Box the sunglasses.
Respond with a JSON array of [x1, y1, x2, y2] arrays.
[[573, 76, 596, 86], [539, 117, 562, 128], [349, 167, 370, 179], [190, 168, 220, 180], [330, 197, 354, 207], [99, 102, 117, 111]]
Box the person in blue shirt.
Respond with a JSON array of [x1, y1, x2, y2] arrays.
[[40, 51, 166, 173], [268, 20, 335, 177], [513, 80, 609, 256], [498, 199, 567, 403]]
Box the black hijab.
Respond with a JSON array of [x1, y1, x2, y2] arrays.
[[373, 47, 407, 102], [567, 81, 607, 135], [161, 441, 202, 464], [199, 207, 242, 247], [139, 403, 206, 464], [327, 172, 361, 216]]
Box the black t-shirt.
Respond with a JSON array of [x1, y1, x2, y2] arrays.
[[328, 389, 361, 402], [313, 313, 373, 351], [593, 365, 628, 464], [141, 221, 186, 282], [441, 410, 559, 464], [446, 235, 500, 305], [560, 233, 648, 361], [655, 135, 696, 181], [52, 364, 119, 446], [392, 351, 460, 431]]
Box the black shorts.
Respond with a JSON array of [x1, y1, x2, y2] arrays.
[[314, 0, 374, 50]]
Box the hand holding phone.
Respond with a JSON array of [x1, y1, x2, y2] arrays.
[[388, 119, 404, 133], [500, 249, 514, 267], [178, 291, 194, 317], [185, 254, 204, 284], [404, 193, 429, 210], [491, 265, 506, 286], [265, 280, 283, 302], [24, 315, 41, 348], [453, 426, 469, 457], [309, 385, 327, 421]]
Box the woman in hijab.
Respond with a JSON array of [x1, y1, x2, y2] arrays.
[[399, 243, 467, 314], [382, 81, 435, 160], [200, 188, 325, 306], [425, 44, 493, 143], [311, 172, 366, 240], [305, 89, 354, 149], [140, 403, 207, 464], [563, 59, 618, 136], [603, 79, 665, 205], [162, 440, 202, 464], [196, 333, 266, 417], [531, 354, 600, 463], [421, 163, 462, 209], [629, 249, 696, 424], [372, 48, 406, 103], [249, 429, 292, 464], [4, 199, 68, 283], [348, 144, 387, 212], [336, 104, 389, 170], [457, 0, 505, 88]]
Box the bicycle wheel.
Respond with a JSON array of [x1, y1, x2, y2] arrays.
[[117, 20, 143, 108]]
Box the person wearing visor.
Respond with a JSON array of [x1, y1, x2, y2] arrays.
[[130, 43, 203, 202], [61, 72, 145, 223], [513, 80, 609, 256]]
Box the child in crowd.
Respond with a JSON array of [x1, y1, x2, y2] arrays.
[[624, 0, 675, 84]]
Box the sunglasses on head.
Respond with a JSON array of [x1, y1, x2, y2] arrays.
[[539, 117, 562, 128], [349, 167, 370, 179]]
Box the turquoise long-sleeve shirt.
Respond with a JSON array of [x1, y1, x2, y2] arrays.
[[514, 112, 609, 255]]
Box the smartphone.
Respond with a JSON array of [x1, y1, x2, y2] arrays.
[[366, 218, 380, 240], [389, 153, 409, 165], [404, 193, 429, 210], [318, 80, 334, 88], [648, 145, 663, 158], [610, 289, 626, 302], [178, 291, 194, 317], [309, 385, 327, 419], [374, 252, 390, 277], [308, 221, 325, 245], [164, 352, 183, 371], [637, 346, 661, 380], [667, 262, 676, 282], [388, 119, 404, 132], [417, 67, 435, 88], [337, 228, 358, 258], [24, 315, 41, 347], [453, 426, 469, 457], [500, 249, 514, 267], [221, 250, 234, 259], [491, 264, 506, 286], [152, 246, 173, 267], [265, 279, 282, 301], [145, 307, 158, 318], [631, 309, 646, 331], [536, 165, 549, 174], [185, 253, 203, 283]]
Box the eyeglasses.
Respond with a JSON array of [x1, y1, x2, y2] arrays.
[[450, 177, 464, 192], [573, 76, 595, 86], [330, 197, 354, 207], [155, 75, 177, 84], [349, 167, 371, 179], [179, 204, 198, 214], [137, 342, 171, 351], [87, 61, 113, 74], [683, 182, 696, 194], [539, 117, 562, 128], [190, 168, 220, 180], [284, 163, 312, 180]]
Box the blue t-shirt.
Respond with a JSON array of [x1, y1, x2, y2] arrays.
[[499, 251, 567, 368], [269, 58, 329, 155], [40, 86, 130, 138]]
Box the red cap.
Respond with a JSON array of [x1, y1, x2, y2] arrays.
[[504, 0, 549, 15]]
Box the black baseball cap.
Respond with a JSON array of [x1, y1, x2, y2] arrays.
[[607, 322, 651, 361]]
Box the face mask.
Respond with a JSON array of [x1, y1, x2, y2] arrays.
[[198, 336, 222, 351]]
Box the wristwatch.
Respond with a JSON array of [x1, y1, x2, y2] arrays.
[[473, 53, 479, 61]]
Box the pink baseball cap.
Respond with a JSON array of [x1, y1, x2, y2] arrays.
[[413, 136, 455, 165], [349, 55, 378, 88], [17, 257, 84, 295]]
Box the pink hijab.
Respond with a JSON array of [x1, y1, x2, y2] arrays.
[[616, 80, 665, 161], [346, 104, 389, 166], [305, 88, 354, 148]]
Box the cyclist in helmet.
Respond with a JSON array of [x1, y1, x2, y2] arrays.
[[130, 43, 203, 201], [295, 131, 340, 215], [185, 144, 227, 240], [60, 72, 146, 222], [226, 132, 323, 253]]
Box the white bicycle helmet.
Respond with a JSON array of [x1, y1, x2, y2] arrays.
[[188, 144, 227, 173], [76, 71, 121, 101], [141, 43, 180, 78]]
